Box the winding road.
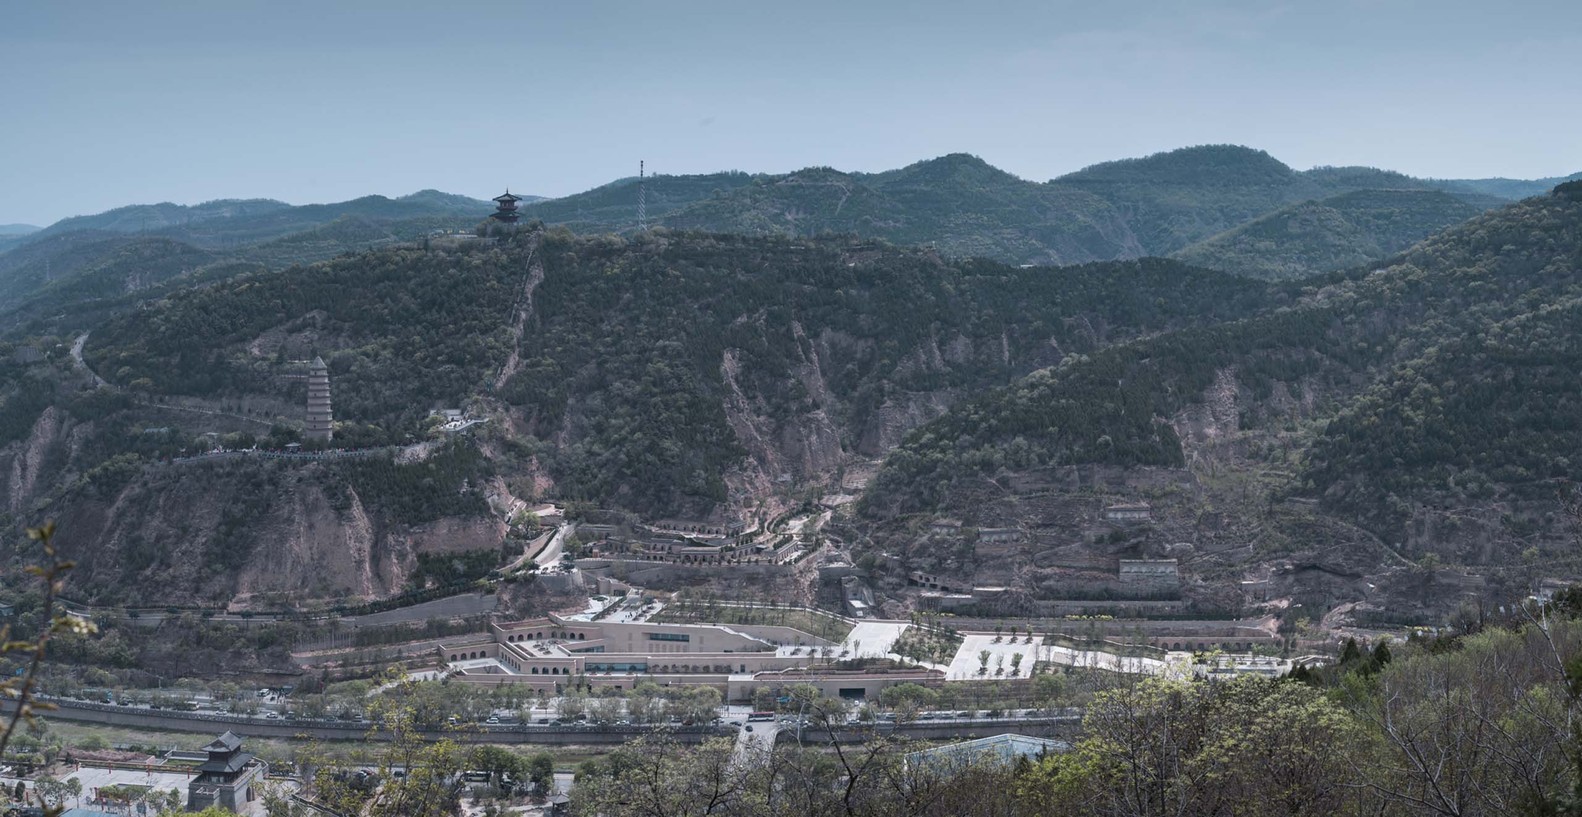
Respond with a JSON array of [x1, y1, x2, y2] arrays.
[[71, 331, 110, 388]]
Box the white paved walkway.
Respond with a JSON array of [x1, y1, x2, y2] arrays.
[[841, 621, 909, 659], [937, 633, 1193, 681]]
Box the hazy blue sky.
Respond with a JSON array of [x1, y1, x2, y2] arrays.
[[3, 0, 1580, 226]]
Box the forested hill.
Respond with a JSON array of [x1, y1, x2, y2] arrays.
[[864, 186, 1582, 566], [0, 225, 40, 255], [7, 146, 1566, 297], [0, 202, 503, 334], [1049, 145, 1465, 256], [77, 229, 1274, 514], [1439, 171, 1582, 200], [528, 146, 1529, 267], [34, 190, 502, 245], [520, 172, 761, 233], [83, 245, 533, 443], [0, 191, 505, 319], [1170, 188, 1498, 280], [656, 156, 1145, 266]]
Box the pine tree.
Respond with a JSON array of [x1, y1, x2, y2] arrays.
[[1340, 637, 1362, 665]]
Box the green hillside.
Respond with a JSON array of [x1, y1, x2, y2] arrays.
[[7, 179, 1582, 607], [0, 204, 497, 330], [37, 198, 292, 237], [523, 146, 1505, 265], [1438, 171, 1582, 200], [864, 188, 1582, 559], [663, 155, 1143, 265], [1171, 188, 1496, 280], [6, 146, 1550, 294], [520, 172, 761, 233], [0, 230, 139, 306], [77, 228, 1271, 513], [0, 233, 269, 337], [30, 190, 500, 249], [83, 244, 531, 443], [1050, 145, 1453, 255]]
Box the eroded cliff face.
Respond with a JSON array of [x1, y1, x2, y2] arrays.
[[2, 406, 84, 517], [27, 458, 504, 607], [718, 321, 1005, 505]]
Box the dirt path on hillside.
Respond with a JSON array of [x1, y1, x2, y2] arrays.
[[493, 239, 544, 392]]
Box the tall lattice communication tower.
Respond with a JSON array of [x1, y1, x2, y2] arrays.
[[637, 160, 647, 231]]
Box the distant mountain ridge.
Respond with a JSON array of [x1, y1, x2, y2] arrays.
[[33, 189, 513, 245], [0, 190, 529, 326], [654, 154, 1144, 265], [5, 146, 1573, 305], [1436, 172, 1582, 201], [1049, 145, 1481, 256], [1170, 188, 1497, 280], [519, 145, 1565, 268]]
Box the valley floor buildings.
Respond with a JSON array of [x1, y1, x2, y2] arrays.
[[438, 614, 938, 701]]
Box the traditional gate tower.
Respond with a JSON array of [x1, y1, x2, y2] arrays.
[[305, 356, 333, 442]]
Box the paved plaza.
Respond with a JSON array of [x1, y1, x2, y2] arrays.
[[841, 621, 909, 659], [936, 633, 1193, 681], [944, 633, 1043, 680]]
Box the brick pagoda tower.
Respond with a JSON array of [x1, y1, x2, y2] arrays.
[[305, 356, 333, 442]]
